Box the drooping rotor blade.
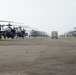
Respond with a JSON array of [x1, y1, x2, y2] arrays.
[[22, 25, 38, 30], [21, 25, 37, 30], [0, 24, 7, 27], [6, 23, 12, 26], [0, 20, 37, 30], [0, 20, 24, 24], [0, 20, 11, 22], [18, 26, 22, 28], [22, 25, 30, 28], [1, 25, 7, 27], [27, 27, 38, 30]]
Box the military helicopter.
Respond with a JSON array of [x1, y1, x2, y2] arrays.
[[0, 25, 5, 39], [15, 26, 26, 38], [15, 25, 34, 38], [30, 30, 49, 37], [0, 20, 24, 39], [2, 23, 16, 39]]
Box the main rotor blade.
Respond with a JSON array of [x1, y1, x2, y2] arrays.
[[0, 20, 24, 24], [22, 25, 30, 28]]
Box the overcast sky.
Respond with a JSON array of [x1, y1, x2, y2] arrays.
[[0, 0, 76, 35]]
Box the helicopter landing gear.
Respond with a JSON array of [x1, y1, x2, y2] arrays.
[[0, 35, 2, 39]]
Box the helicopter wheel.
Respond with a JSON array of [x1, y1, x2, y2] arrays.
[[12, 37, 14, 39], [4, 37, 6, 39], [3, 35, 6, 39], [12, 36, 14, 39], [22, 36, 24, 38]]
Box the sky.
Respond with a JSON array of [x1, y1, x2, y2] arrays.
[[0, 0, 76, 35]]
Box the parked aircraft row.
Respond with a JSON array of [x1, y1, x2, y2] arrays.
[[30, 30, 48, 37], [61, 28, 76, 37], [64, 30, 76, 37], [0, 20, 49, 39]]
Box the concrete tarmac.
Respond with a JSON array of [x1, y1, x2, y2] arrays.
[[0, 37, 76, 75]]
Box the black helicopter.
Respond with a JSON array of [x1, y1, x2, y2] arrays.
[[0, 20, 24, 39], [0, 25, 5, 39], [16, 26, 26, 38], [30, 30, 49, 37], [2, 23, 16, 39]]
